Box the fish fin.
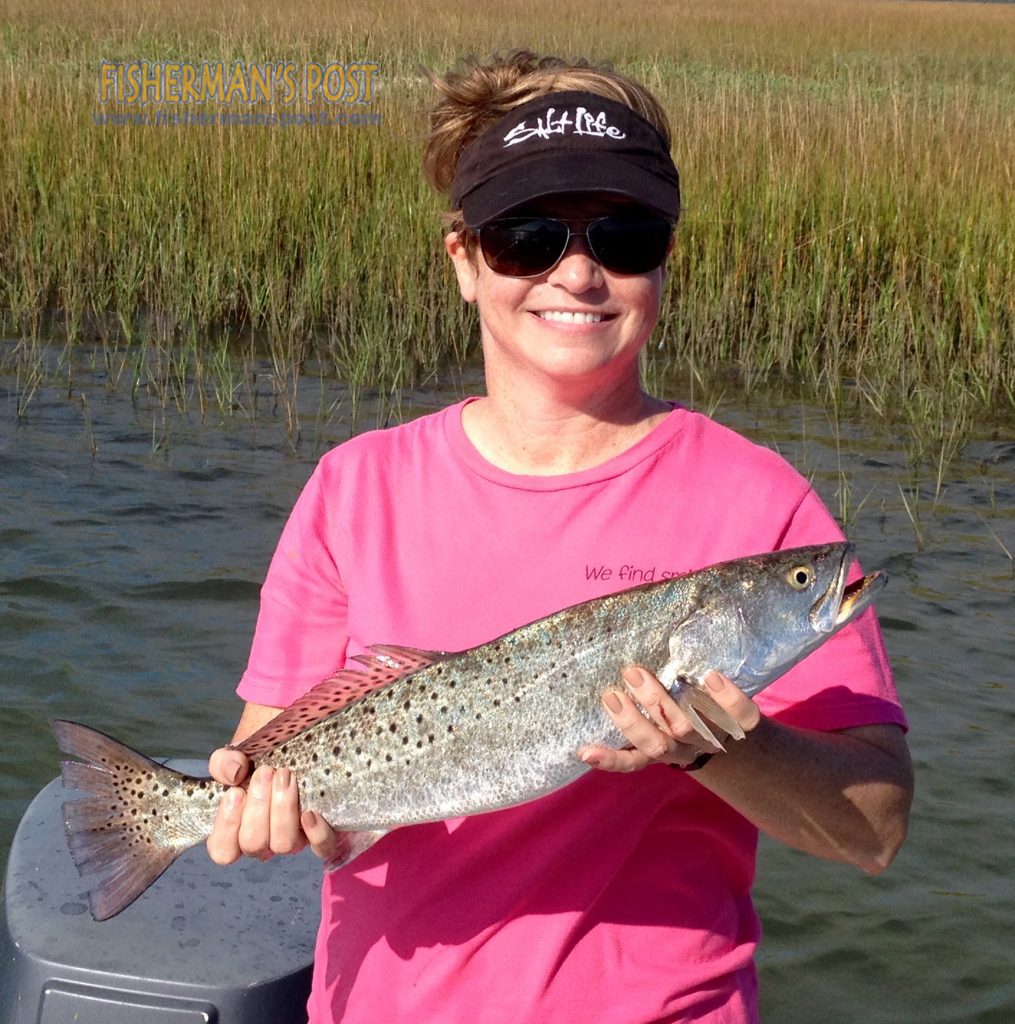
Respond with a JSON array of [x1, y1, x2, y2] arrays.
[[674, 677, 746, 748], [365, 644, 447, 672], [52, 720, 200, 921], [235, 653, 443, 759], [323, 828, 388, 873]]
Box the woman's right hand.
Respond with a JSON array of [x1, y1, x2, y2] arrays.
[[206, 745, 339, 864]]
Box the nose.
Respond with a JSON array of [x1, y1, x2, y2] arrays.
[[547, 234, 604, 292]]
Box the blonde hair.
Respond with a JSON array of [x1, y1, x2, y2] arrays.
[[423, 50, 673, 234]]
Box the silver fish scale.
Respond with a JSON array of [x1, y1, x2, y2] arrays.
[[261, 577, 699, 831]]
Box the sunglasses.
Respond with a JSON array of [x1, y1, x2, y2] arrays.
[[477, 214, 673, 278]]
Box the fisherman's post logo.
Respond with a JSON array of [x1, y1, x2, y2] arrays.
[[95, 60, 382, 127]]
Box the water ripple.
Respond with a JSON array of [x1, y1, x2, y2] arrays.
[[3, 365, 1013, 1024]]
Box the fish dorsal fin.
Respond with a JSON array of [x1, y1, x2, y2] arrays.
[[355, 644, 444, 673], [234, 646, 446, 760]]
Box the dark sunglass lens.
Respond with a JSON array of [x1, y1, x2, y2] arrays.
[[480, 219, 569, 277], [588, 217, 672, 274]]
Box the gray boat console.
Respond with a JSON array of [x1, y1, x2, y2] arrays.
[[0, 761, 321, 1023]]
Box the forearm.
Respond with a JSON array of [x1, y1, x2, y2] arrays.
[[696, 719, 913, 874], [228, 702, 284, 746], [586, 669, 913, 873]]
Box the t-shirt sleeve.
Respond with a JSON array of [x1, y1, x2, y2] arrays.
[[237, 460, 350, 708], [756, 486, 907, 733]]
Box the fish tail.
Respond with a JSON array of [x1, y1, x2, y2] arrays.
[[52, 719, 213, 921]]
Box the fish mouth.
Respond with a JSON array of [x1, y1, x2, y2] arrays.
[[835, 571, 886, 626], [810, 544, 887, 633]]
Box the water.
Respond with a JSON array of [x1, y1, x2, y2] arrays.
[[2, 355, 1013, 1022]]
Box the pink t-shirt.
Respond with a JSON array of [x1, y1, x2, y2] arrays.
[[238, 400, 904, 1024]]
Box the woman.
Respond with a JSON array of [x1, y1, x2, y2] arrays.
[[207, 51, 912, 1023]]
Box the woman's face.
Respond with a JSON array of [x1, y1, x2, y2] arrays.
[[445, 193, 671, 394]]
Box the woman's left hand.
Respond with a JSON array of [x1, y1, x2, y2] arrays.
[[579, 666, 762, 772]]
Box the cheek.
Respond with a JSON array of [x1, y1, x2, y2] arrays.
[[625, 276, 664, 324], [473, 274, 531, 319]]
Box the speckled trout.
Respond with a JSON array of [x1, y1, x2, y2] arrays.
[[54, 542, 884, 920]]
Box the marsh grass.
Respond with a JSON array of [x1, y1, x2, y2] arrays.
[[1, 0, 1013, 460]]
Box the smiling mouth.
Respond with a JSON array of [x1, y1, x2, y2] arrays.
[[536, 311, 608, 324]]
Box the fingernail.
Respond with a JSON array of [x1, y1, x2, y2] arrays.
[[705, 672, 725, 692], [225, 788, 243, 810], [225, 762, 242, 785], [622, 666, 647, 687], [581, 753, 601, 768], [274, 768, 291, 792], [603, 691, 623, 714], [304, 811, 318, 829]]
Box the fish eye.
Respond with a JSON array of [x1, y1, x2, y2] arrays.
[[786, 565, 814, 590]]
